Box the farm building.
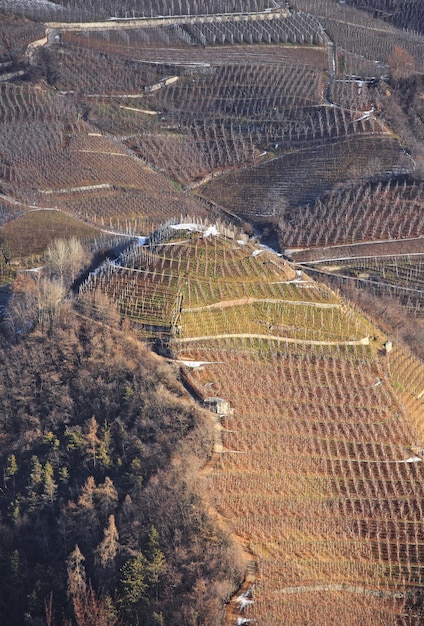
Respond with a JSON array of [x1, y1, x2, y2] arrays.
[[384, 340, 393, 354], [203, 397, 231, 416]]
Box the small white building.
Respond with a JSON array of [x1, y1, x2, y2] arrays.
[[384, 340, 393, 354], [203, 397, 231, 416]]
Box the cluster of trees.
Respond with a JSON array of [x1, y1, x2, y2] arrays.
[[4, 237, 84, 336], [0, 290, 243, 625]]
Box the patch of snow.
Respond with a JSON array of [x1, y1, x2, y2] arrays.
[[170, 223, 204, 232], [136, 236, 149, 246], [237, 595, 254, 611], [24, 266, 44, 272], [170, 223, 220, 237], [399, 456, 422, 463], [237, 619, 252, 625], [176, 360, 219, 368], [260, 243, 282, 257], [251, 249, 263, 257], [203, 225, 219, 238], [353, 107, 375, 122], [236, 239, 247, 246]]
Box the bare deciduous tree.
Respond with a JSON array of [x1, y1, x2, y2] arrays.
[[45, 237, 85, 287], [388, 46, 416, 80], [5, 272, 65, 337]]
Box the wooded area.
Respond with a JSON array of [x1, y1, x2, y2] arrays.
[[0, 304, 243, 625]]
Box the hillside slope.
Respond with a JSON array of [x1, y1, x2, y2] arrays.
[[3, 3, 424, 624], [169, 225, 424, 625], [0, 309, 244, 625], [83, 221, 424, 624]]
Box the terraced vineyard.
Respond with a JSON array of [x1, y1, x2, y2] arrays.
[[20, 3, 409, 225], [280, 177, 424, 250], [0, 82, 211, 240], [83, 222, 424, 624], [342, 0, 424, 37], [63, 11, 325, 52], [293, 0, 424, 73], [3, 2, 424, 624], [301, 254, 424, 318], [174, 227, 424, 626], [200, 136, 410, 220], [80, 221, 354, 338], [185, 344, 424, 624]]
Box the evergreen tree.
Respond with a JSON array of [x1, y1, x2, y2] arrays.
[[85, 416, 100, 468], [43, 461, 57, 504], [147, 526, 166, 587], [4, 454, 18, 493], [119, 553, 148, 619], [29, 455, 43, 487]]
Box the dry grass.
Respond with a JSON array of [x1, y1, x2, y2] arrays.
[[1, 210, 99, 264]]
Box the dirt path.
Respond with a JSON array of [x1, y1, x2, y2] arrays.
[[44, 7, 284, 34], [0, 193, 56, 210], [175, 332, 369, 346], [183, 297, 341, 313], [198, 410, 258, 626]]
